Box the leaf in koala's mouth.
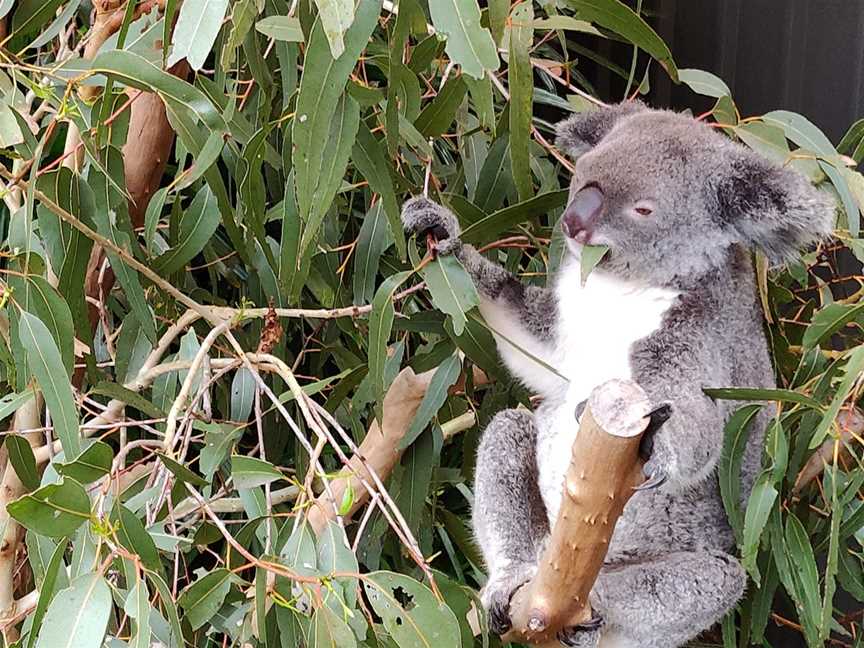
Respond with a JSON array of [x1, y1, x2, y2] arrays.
[[580, 244, 610, 286]]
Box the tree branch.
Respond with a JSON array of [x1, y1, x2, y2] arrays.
[[504, 379, 651, 646]]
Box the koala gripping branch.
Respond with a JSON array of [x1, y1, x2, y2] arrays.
[[504, 379, 651, 647]]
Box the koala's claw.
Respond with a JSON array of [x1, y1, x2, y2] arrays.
[[400, 196, 462, 254], [638, 402, 672, 463], [635, 469, 668, 491], [557, 613, 604, 648], [488, 598, 513, 636], [482, 569, 534, 636]]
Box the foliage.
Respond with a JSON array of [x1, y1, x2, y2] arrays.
[[0, 1, 859, 647]]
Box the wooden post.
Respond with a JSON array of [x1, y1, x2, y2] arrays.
[[504, 379, 652, 646]]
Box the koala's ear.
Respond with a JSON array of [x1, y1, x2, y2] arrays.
[[715, 149, 835, 262], [556, 101, 648, 156]]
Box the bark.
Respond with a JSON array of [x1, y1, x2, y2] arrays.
[[307, 366, 488, 534], [504, 379, 652, 646]]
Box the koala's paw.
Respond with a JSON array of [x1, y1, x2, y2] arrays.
[[557, 614, 604, 648], [635, 402, 673, 491], [401, 196, 461, 255], [481, 564, 536, 636]]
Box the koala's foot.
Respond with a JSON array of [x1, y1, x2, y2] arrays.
[[481, 563, 536, 635], [635, 403, 672, 491], [557, 613, 604, 648], [400, 196, 462, 255]]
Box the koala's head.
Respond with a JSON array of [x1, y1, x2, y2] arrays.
[[555, 102, 835, 286]]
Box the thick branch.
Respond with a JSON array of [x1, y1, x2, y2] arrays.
[[504, 379, 651, 646], [307, 366, 488, 534]]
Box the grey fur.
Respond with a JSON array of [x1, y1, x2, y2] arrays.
[[401, 102, 834, 648]]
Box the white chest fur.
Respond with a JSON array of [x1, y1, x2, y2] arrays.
[[536, 263, 680, 522]]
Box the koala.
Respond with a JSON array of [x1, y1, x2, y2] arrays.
[[401, 101, 834, 648]]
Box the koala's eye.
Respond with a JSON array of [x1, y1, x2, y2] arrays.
[[631, 200, 656, 218]]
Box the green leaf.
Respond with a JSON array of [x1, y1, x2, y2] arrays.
[[580, 244, 609, 285], [762, 110, 838, 159], [703, 387, 821, 410], [363, 571, 462, 648], [153, 184, 220, 275], [280, 521, 318, 576], [0, 389, 35, 423], [90, 154, 157, 344], [111, 502, 161, 572], [89, 51, 226, 132], [8, 477, 90, 538], [566, 0, 678, 82], [461, 190, 568, 244], [428, 0, 498, 79], [369, 271, 412, 421], [401, 354, 462, 449], [422, 255, 480, 336], [810, 345, 864, 447], [821, 466, 842, 641], [156, 452, 209, 487], [352, 120, 405, 259], [718, 404, 763, 545], [735, 122, 791, 165], [12, 275, 75, 374], [353, 202, 395, 305], [230, 367, 255, 422], [6, 434, 39, 490], [231, 456, 283, 489], [299, 92, 360, 255], [784, 514, 823, 645], [533, 16, 601, 34], [678, 68, 731, 98], [256, 16, 304, 42], [26, 538, 69, 648], [396, 426, 439, 532], [293, 0, 380, 232], [802, 301, 864, 348], [415, 76, 467, 138], [508, 2, 533, 202], [18, 311, 80, 457], [146, 572, 183, 646], [177, 568, 233, 631], [740, 473, 777, 586], [125, 580, 152, 648], [166, 0, 230, 70], [56, 441, 113, 484], [310, 604, 356, 648], [91, 381, 164, 418], [312, 0, 355, 58], [34, 573, 112, 648]]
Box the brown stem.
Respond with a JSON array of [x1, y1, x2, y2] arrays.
[[504, 379, 651, 646]]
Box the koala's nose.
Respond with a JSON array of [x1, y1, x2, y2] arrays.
[[562, 185, 604, 243]]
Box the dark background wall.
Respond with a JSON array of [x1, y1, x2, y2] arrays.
[[654, 0, 864, 143]]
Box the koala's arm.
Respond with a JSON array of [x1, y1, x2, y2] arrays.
[[402, 197, 562, 394], [631, 302, 726, 488]]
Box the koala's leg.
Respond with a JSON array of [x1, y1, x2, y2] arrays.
[[591, 549, 746, 648], [473, 409, 549, 635]]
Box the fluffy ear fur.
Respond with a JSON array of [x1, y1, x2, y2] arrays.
[[555, 101, 647, 156], [714, 149, 835, 262]]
